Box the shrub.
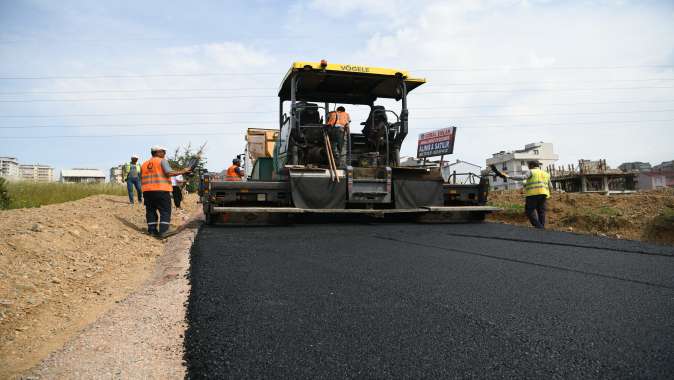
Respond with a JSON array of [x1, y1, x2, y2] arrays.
[[0, 177, 10, 209]]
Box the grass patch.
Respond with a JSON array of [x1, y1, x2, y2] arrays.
[[2, 181, 127, 210], [594, 205, 621, 217], [489, 202, 524, 214], [651, 207, 674, 226], [643, 207, 674, 244]]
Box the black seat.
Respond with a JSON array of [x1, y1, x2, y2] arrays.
[[295, 102, 320, 125]]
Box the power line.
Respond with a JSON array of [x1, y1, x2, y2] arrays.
[[0, 87, 277, 95], [3, 84, 674, 96], [0, 95, 277, 103], [414, 108, 674, 119], [0, 72, 283, 80], [0, 120, 275, 129], [0, 111, 276, 118], [1, 101, 673, 119], [415, 86, 674, 95], [3, 109, 674, 129], [3, 88, 674, 103], [1, 119, 671, 139], [0, 132, 238, 139], [411, 64, 674, 72], [409, 99, 674, 109], [431, 78, 674, 86], [2, 64, 673, 80]]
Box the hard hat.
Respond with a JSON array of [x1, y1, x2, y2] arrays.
[[131, 154, 139, 159], [151, 145, 167, 152]]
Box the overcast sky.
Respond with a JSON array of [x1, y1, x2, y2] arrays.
[[1, 0, 673, 176]]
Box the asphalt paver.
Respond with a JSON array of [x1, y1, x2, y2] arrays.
[[184, 223, 674, 378]]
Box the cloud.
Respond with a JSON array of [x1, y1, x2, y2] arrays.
[[305, 0, 674, 167]]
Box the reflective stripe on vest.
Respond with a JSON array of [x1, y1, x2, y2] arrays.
[[141, 157, 172, 192], [226, 165, 242, 181], [327, 111, 350, 127], [525, 168, 551, 197]]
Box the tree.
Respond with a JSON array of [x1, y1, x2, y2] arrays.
[[0, 177, 10, 209], [168, 142, 207, 193]]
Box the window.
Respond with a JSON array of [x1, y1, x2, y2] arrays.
[[534, 149, 539, 155], [502, 163, 507, 171]]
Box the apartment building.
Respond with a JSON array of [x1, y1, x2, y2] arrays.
[[485, 142, 559, 190], [19, 164, 54, 182], [0, 156, 20, 180]]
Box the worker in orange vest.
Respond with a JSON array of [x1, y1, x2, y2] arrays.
[[141, 145, 191, 237], [326, 106, 351, 166], [226, 157, 245, 181]]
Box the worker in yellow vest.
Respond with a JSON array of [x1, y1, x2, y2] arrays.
[[122, 155, 142, 205], [141, 146, 191, 237], [504, 160, 553, 229]]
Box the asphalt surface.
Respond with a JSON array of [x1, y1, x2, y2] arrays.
[[184, 223, 674, 379]]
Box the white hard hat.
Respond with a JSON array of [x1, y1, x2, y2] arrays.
[[131, 154, 139, 159], [150, 145, 167, 152]]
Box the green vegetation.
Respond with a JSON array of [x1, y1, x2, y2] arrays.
[[0, 178, 10, 209], [594, 205, 621, 217], [648, 207, 674, 231], [1, 181, 126, 210], [489, 202, 524, 214], [168, 143, 207, 192]]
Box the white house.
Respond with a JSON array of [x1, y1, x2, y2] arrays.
[[60, 168, 106, 183], [442, 159, 482, 184], [485, 142, 559, 190], [637, 172, 667, 191], [0, 156, 20, 180]]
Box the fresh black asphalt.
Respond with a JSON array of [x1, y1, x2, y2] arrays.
[[184, 223, 674, 379]]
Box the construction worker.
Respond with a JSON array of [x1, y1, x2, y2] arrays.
[[327, 106, 351, 166], [123, 155, 142, 205], [141, 146, 191, 237], [171, 171, 185, 209], [504, 160, 553, 229], [226, 157, 245, 181]]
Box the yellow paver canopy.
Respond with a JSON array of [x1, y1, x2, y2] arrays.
[[278, 61, 426, 105]]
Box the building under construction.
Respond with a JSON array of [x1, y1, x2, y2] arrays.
[[547, 159, 636, 194]]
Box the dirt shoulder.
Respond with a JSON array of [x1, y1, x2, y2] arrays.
[[487, 188, 674, 245], [24, 213, 200, 379], [0, 193, 199, 378]]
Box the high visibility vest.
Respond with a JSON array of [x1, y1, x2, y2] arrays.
[[122, 162, 141, 180], [141, 157, 172, 192], [327, 111, 350, 127], [226, 165, 243, 181], [525, 168, 551, 198]]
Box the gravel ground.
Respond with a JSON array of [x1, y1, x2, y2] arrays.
[[23, 217, 200, 380], [0, 194, 198, 377], [185, 222, 674, 378]]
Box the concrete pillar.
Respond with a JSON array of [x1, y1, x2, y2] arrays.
[[602, 175, 609, 194], [580, 176, 587, 192]]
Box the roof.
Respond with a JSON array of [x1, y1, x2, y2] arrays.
[[278, 61, 426, 104], [61, 168, 106, 178]]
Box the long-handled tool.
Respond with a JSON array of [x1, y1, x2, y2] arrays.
[[322, 130, 335, 181], [323, 129, 340, 183], [325, 133, 339, 183], [489, 164, 508, 181]]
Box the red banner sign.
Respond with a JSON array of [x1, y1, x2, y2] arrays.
[[417, 127, 457, 158]]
